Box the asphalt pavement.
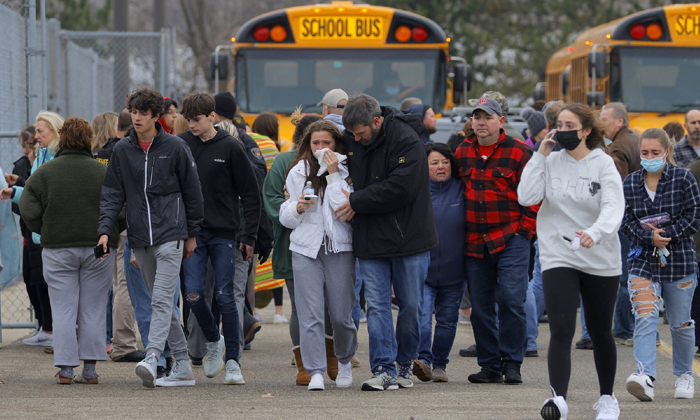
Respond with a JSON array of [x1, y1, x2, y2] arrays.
[[1, 295, 699, 419]]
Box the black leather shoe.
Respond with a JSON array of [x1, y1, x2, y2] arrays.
[[468, 369, 503, 383], [459, 344, 477, 357], [503, 367, 522, 384], [112, 349, 146, 363]]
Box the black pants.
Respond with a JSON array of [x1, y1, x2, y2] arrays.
[[35, 283, 53, 332], [542, 267, 618, 398]]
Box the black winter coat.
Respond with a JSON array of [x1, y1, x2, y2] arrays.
[[98, 123, 204, 248], [344, 106, 438, 258], [11, 155, 45, 286]]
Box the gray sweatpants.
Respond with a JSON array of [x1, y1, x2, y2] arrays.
[[133, 241, 188, 362], [233, 251, 250, 354], [292, 248, 357, 376], [43, 248, 114, 367]]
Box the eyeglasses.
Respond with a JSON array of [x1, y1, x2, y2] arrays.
[[164, 109, 177, 114]]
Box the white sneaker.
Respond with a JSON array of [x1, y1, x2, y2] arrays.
[[155, 360, 195, 387], [224, 359, 245, 385], [336, 362, 352, 388], [273, 314, 289, 324], [23, 329, 52, 346], [593, 394, 619, 420], [626, 372, 654, 401], [541, 390, 568, 420], [674, 373, 694, 399], [308, 373, 324, 391], [135, 353, 158, 388], [204, 335, 225, 378]]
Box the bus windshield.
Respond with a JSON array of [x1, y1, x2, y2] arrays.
[[611, 47, 700, 113], [235, 48, 445, 115]]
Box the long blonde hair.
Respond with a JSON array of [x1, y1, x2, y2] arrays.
[[91, 112, 118, 153], [35, 111, 64, 153]]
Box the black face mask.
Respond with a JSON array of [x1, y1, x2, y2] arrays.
[[556, 129, 582, 151]]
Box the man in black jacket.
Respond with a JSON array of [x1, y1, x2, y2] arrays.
[[98, 88, 204, 388], [178, 93, 261, 385], [337, 94, 438, 391]]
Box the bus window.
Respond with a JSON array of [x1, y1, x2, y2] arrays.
[[235, 48, 441, 114], [611, 47, 700, 113]]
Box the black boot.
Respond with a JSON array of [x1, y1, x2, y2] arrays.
[[502, 361, 522, 384]]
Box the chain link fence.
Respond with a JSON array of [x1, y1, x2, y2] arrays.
[[0, 1, 174, 340]]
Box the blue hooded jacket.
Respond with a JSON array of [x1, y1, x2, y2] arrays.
[[427, 176, 466, 288]]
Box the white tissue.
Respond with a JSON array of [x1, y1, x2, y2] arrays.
[[315, 148, 347, 176]]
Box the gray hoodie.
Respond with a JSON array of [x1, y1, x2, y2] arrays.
[[518, 148, 625, 276]]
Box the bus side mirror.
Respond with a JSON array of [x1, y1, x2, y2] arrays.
[[453, 63, 465, 96], [587, 92, 605, 107], [588, 50, 607, 78], [210, 52, 229, 81], [534, 82, 546, 101]]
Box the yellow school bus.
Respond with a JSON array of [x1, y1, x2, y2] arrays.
[[543, 4, 700, 132], [213, 1, 467, 151]]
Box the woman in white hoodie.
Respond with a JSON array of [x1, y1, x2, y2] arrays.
[[518, 103, 625, 420], [280, 119, 357, 391]]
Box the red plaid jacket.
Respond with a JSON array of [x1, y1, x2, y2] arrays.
[[456, 131, 538, 257]]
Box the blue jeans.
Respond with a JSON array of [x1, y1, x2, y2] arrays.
[[526, 240, 544, 351], [352, 259, 364, 330], [613, 232, 634, 339], [465, 234, 529, 373], [629, 273, 697, 378], [124, 240, 180, 367], [418, 282, 467, 370], [360, 251, 430, 376], [182, 230, 240, 363]]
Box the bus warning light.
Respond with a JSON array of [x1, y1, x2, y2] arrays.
[[314, 8, 320, 13], [606, 34, 611, 39], [395, 25, 411, 42], [446, 37, 452, 43], [691, 6, 698, 12], [567, 46, 574, 52], [413, 26, 428, 42], [362, 8, 368, 13], [231, 37, 236, 43], [254, 26, 270, 42], [630, 24, 645, 39], [271, 25, 287, 42], [646, 23, 663, 40], [338, 7, 344, 12]]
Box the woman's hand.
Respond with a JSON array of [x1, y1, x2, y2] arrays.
[[296, 192, 314, 214], [538, 129, 557, 157], [1, 187, 14, 202], [648, 224, 671, 248], [4, 173, 18, 186], [574, 231, 594, 248], [323, 150, 339, 174]]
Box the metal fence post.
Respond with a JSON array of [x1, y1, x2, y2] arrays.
[[26, 0, 38, 121], [40, 0, 47, 110], [159, 28, 166, 94]]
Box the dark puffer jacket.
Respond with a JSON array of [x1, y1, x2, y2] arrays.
[[344, 106, 438, 259], [427, 177, 466, 288]]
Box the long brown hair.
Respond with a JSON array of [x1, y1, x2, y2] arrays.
[[287, 120, 345, 201], [559, 103, 606, 150], [91, 112, 118, 153]]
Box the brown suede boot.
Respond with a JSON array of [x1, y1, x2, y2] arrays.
[[292, 346, 311, 386], [325, 336, 338, 381]]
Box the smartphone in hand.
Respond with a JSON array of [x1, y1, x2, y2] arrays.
[[304, 194, 319, 212], [94, 244, 109, 259]]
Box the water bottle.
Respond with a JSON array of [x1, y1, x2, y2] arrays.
[[303, 181, 315, 196], [303, 181, 318, 212]]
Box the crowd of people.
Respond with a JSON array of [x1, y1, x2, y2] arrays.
[[2, 84, 700, 420]]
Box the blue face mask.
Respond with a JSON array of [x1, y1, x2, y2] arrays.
[[385, 87, 400, 96], [640, 155, 665, 173]]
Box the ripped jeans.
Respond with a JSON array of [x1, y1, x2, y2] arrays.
[[628, 273, 696, 378], [182, 230, 240, 363]]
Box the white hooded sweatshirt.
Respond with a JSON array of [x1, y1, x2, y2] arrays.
[[518, 148, 625, 276]]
